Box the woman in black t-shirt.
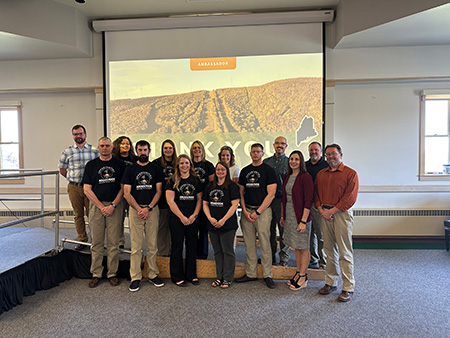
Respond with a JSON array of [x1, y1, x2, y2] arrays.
[[203, 161, 240, 288], [112, 136, 137, 248], [190, 140, 215, 260], [166, 154, 202, 287]]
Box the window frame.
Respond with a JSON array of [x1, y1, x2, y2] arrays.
[[419, 90, 450, 181], [0, 101, 24, 184]]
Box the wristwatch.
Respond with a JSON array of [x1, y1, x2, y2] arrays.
[[255, 210, 261, 216], [147, 206, 153, 212], [111, 203, 116, 209], [194, 214, 198, 219]]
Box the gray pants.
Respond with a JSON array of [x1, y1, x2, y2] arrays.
[[270, 197, 290, 263], [309, 206, 327, 267], [209, 230, 236, 282]]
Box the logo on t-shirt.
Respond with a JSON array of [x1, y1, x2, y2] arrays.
[[98, 166, 116, 184], [136, 172, 153, 190], [180, 183, 196, 200], [194, 167, 206, 183], [164, 166, 174, 180], [246, 171, 260, 188], [209, 189, 224, 207]]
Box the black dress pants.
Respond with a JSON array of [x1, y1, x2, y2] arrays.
[[169, 214, 199, 283]]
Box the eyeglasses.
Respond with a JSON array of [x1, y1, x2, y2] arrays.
[[216, 168, 226, 172], [72, 132, 84, 137], [325, 152, 340, 157]]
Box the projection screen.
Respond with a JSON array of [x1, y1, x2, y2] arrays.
[[103, 19, 324, 168]]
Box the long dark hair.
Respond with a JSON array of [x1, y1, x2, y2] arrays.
[[287, 150, 307, 175], [160, 139, 177, 167], [209, 161, 232, 190], [171, 154, 198, 191], [112, 136, 136, 159]]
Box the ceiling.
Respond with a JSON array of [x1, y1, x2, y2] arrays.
[[52, 0, 340, 19], [1, 0, 450, 61]]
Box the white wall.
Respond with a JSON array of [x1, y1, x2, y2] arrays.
[[326, 45, 450, 236]]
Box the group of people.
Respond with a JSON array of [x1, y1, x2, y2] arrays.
[[58, 124, 359, 302]]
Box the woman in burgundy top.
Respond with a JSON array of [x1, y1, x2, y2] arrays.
[[281, 150, 314, 290]]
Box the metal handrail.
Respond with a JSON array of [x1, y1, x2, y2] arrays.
[[0, 169, 60, 249]]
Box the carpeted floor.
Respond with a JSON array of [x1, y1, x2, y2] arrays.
[[0, 249, 448, 337]]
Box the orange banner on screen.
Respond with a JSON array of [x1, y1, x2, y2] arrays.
[[190, 57, 236, 71]]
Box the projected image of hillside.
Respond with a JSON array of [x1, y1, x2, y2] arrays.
[[109, 54, 322, 167]]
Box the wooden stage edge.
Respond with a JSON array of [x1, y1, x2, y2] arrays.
[[143, 256, 325, 281]]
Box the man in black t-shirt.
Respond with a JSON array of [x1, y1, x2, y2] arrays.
[[305, 141, 329, 270], [123, 140, 164, 292], [236, 143, 277, 289], [83, 137, 126, 289]]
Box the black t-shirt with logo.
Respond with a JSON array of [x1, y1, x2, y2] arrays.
[[121, 162, 164, 205], [82, 157, 126, 202], [238, 163, 277, 207], [203, 181, 240, 233], [166, 175, 201, 217], [193, 160, 215, 191], [152, 157, 175, 209], [117, 154, 137, 167]]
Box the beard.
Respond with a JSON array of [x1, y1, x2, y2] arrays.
[[75, 137, 85, 144], [138, 154, 149, 163]]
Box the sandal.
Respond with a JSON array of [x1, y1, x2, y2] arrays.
[[290, 273, 308, 291], [220, 281, 232, 289], [190, 278, 200, 286], [212, 279, 222, 287], [287, 271, 300, 286]]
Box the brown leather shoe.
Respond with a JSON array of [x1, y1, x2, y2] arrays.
[[109, 277, 119, 286], [318, 284, 337, 295], [338, 291, 354, 302], [88, 277, 100, 288]]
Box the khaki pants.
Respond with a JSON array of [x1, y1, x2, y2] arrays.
[[129, 206, 160, 281], [89, 201, 123, 278], [321, 209, 355, 292], [67, 183, 90, 242], [240, 207, 272, 278]]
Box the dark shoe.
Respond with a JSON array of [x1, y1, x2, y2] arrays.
[[235, 275, 258, 283], [175, 280, 187, 287], [290, 274, 308, 291], [264, 277, 276, 289], [129, 280, 140, 292], [319, 284, 337, 295], [88, 277, 100, 288], [109, 277, 119, 286], [119, 244, 125, 249], [190, 278, 200, 286], [308, 262, 319, 269], [75, 243, 87, 251], [149, 276, 164, 287], [279, 260, 288, 267], [338, 291, 354, 302]]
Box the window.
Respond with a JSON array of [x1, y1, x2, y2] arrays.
[[0, 101, 23, 183], [420, 90, 450, 180]]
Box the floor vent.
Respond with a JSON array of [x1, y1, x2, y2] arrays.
[[354, 210, 450, 217]]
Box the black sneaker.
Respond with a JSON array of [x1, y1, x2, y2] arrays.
[[129, 280, 140, 292], [149, 276, 165, 287], [264, 277, 276, 289]]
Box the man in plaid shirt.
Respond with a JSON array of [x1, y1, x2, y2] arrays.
[[58, 124, 99, 250]]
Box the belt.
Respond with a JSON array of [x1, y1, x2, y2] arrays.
[[322, 204, 334, 210], [245, 205, 260, 210], [69, 182, 83, 187]]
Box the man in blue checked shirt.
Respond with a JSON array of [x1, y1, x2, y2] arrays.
[[58, 124, 99, 250]]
